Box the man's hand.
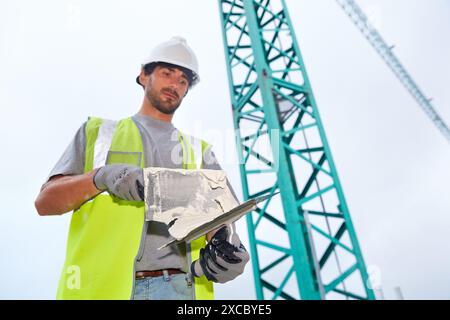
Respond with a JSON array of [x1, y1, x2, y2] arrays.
[[191, 225, 250, 283], [93, 164, 144, 201]]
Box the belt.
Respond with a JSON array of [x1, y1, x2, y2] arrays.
[[135, 269, 185, 279]]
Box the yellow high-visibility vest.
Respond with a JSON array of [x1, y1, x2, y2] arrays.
[[56, 116, 214, 300]]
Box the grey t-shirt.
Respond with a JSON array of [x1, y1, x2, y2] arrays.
[[46, 113, 239, 273]]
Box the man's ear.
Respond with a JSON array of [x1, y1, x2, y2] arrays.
[[138, 69, 145, 86]]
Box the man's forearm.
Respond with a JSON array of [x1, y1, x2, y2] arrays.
[[35, 170, 101, 216]]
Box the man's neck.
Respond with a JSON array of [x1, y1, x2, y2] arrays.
[[138, 98, 173, 123]]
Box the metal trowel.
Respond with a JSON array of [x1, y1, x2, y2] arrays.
[[157, 192, 279, 250]]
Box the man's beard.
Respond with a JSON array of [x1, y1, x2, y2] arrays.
[[146, 88, 182, 115]]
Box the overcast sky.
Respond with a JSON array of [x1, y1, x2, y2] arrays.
[[0, 0, 449, 300]]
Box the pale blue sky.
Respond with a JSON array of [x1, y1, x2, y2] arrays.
[[0, 0, 449, 299]]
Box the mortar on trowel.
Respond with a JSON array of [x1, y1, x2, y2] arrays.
[[143, 167, 240, 244]]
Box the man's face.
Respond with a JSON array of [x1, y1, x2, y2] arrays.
[[140, 65, 190, 115]]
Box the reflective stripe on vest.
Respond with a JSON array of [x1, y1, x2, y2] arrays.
[[56, 117, 214, 300], [93, 119, 117, 169]]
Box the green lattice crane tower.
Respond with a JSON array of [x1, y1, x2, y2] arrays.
[[217, 0, 375, 300]]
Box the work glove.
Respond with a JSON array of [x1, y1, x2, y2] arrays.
[[93, 164, 145, 201], [190, 225, 250, 284]]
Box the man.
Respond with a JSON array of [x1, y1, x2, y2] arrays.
[[35, 36, 249, 300]]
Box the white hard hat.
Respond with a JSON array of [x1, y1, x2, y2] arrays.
[[136, 36, 200, 87]]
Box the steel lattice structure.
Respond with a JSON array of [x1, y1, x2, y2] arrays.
[[218, 0, 375, 300], [336, 0, 450, 142]]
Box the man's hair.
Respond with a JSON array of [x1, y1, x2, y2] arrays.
[[142, 62, 194, 88]]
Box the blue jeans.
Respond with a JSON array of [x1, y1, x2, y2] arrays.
[[132, 271, 194, 300]]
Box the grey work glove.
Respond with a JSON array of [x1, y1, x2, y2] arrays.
[[93, 164, 144, 201], [191, 225, 250, 284]]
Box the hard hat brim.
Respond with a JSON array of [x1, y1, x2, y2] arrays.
[[135, 62, 199, 89]]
